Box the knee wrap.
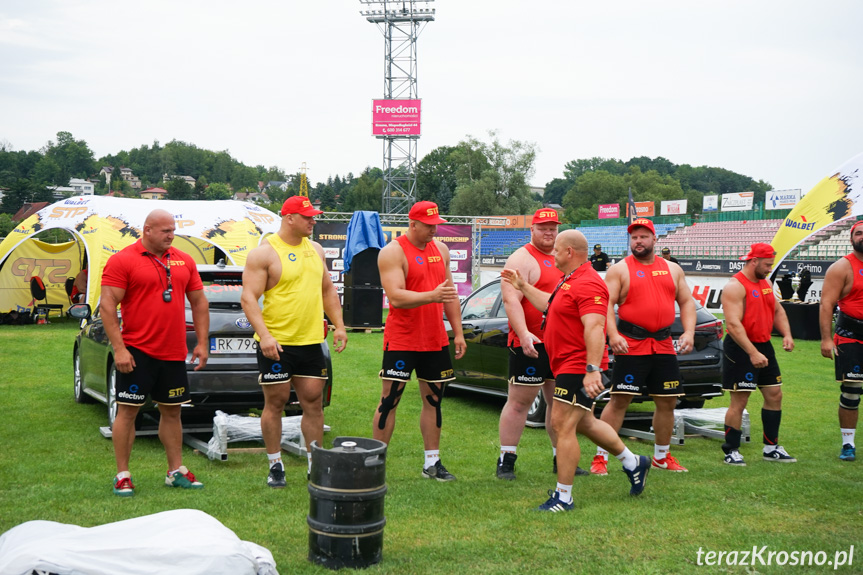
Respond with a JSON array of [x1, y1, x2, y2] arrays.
[[840, 383, 862, 410], [425, 382, 445, 429], [376, 382, 405, 430]]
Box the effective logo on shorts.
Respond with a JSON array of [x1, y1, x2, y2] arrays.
[[745, 372, 754, 381], [129, 385, 140, 393], [526, 366, 536, 376], [272, 363, 282, 373], [854, 365, 860, 373], [625, 374, 635, 384], [395, 360, 406, 370]]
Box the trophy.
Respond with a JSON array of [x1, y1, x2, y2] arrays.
[[791, 272, 801, 302]]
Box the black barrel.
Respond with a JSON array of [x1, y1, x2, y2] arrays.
[[308, 437, 387, 570]]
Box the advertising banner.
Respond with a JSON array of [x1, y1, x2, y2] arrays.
[[703, 195, 719, 212], [661, 199, 688, 215], [372, 99, 421, 136], [626, 201, 655, 218], [598, 204, 620, 219], [721, 192, 754, 212], [765, 189, 802, 210]]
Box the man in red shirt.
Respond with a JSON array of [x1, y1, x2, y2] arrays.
[[100, 209, 210, 497], [503, 230, 650, 511], [373, 201, 466, 481], [592, 218, 696, 475], [721, 243, 795, 465], [820, 221, 863, 462]]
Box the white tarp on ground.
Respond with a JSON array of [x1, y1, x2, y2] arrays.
[[0, 509, 278, 575]]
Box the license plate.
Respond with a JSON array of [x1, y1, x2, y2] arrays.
[[210, 337, 258, 354]]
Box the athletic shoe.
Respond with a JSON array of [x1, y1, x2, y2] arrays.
[[422, 460, 456, 482], [497, 453, 517, 480], [839, 444, 856, 462], [165, 466, 204, 489], [551, 455, 587, 476], [113, 475, 134, 497], [590, 455, 609, 476], [535, 490, 574, 512], [623, 455, 650, 496], [575, 466, 589, 476], [268, 463, 286, 488], [763, 446, 796, 463], [652, 454, 688, 472], [723, 450, 746, 466]]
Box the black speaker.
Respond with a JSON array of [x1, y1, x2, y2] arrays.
[[343, 286, 383, 328], [344, 248, 381, 287]]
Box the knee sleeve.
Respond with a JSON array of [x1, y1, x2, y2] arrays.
[[840, 383, 862, 410], [376, 382, 405, 430], [424, 382, 445, 429]]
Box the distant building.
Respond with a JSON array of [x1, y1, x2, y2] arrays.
[[13, 202, 49, 222], [234, 191, 270, 203], [100, 166, 141, 189], [141, 187, 168, 200], [69, 178, 95, 195], [163, 174, 196, 187]]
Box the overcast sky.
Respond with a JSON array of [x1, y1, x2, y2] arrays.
[[1, 1, 861, 194]]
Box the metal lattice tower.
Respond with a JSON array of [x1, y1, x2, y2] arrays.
[[299, 162, 309, 197], [359, 0, 435, 214]]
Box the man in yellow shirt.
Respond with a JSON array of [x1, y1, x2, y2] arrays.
[[242, 196, 348, 488]]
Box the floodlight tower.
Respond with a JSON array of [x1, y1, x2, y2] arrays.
[[359, 0, 435, 214]]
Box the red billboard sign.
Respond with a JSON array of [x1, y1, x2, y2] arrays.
[[372, 99, 421, 136]]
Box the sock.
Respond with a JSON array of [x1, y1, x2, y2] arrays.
[[723, 426, 742, 453], [615, 447, 638, 471], [168, 468, 181, 476], [116, 470, 131, 480], [552, 447, 557, 457], [500, 445, 517, 463], [424, 449, 440, 469], [596, 447, 609, 461], [762, 408, 782, 448], [555, 482, 573, 504], [841, 428, 856, 447], [307, 452, 312, 474], [268, 452, 283, 469], [654, 444, 670, 461]]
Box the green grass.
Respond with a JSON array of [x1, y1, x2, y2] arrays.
[[1, 320, 861, 574]]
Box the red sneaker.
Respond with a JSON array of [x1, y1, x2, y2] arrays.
[[589, 455, 609, 476], [652, 454, 688, 472]]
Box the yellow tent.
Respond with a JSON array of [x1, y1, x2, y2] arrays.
[[0, 196, 280, 314]]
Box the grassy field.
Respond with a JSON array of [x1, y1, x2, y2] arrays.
[[1, 319, 861, 574]]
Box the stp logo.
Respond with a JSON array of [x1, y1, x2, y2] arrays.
[[426, 206, 439, 217], [428, 256, 442, 263]]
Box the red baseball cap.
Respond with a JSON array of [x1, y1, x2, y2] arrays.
[[532, 208, 561, 225], [281, 196, 323, 217], [627, 218, 656, 235], [851, 220, 863, 234], [740, 242, 776, 260], [408, 201, 447, 224]]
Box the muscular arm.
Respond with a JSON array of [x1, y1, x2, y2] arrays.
[[99, 285, 135, 373], [773, 297, 794, 352], [314, 242, 347, 353], [378, 241, 457, 309], [581, 312, 607, 398], [604, 262, 627, 355], [500, 248, 542, 357], [187, 289, 209, 370], [241, 246, 281, 360], [820, 260, 849, 359], [673, 264, 696, 355], [721, 278, 768, 368], [437, 241, 466, 360], [500, 268, 551, 315]]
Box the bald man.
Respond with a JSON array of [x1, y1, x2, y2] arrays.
[[503, 230, 650, 511], [101, 209, 210, 497]]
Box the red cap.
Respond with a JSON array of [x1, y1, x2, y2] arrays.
[[627, 218, 656, 235], [851, 220, 863, 234], [281, 196, 323, 217], [408, 201, 447, 224], [740, 242, 776, 260], [532, 208, 561, 225]]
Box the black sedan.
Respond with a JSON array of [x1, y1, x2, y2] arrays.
[[445, 279, 724, 424], [72, 263, 333, 429]]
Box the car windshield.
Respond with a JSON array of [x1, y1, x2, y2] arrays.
[[191, 271, 245, 309]]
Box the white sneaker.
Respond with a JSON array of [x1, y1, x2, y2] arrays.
[[763, 445, 796, 463], [723, 450, 746, 466]]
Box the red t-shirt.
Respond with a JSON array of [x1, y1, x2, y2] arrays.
[[101, 240, 203, 361], [618, 255, 676, 355], [383, 235, 449, 351], [508, 243, 562, 347], [836, 253, 863, 344], [543, 263, 610, 375], [734, 271, 775, 343]]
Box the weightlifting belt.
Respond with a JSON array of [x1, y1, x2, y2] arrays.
[[617, 318, 672, 341], [836, 311, 863, 341]]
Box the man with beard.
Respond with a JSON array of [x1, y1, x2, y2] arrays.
[[820, 221, 863, 462], [591, 218, 695, 475], [721, 243, 795, 465]]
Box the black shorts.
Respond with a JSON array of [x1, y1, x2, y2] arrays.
[[116, 346, 190, 406], [508, 344, 554, 385], [722, 336, 781, 392], [610, 353, 683, 397], [834, 341, 863, 384], [257, 344, 328, 385], [380, 347, 454, 383], [552, 373, 594, 411]]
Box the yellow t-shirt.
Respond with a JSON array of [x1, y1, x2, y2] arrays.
[[256, 234, 324, 345]]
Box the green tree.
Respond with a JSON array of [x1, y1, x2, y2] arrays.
[[417, 145, 459, 203], [165, 177, 194, 200], [542, 177, 572, 206], [42, 131, 96, 185], [204, 182, 232, 201], [0, 212, 14, 236], [342, 168, 382, 212], [437, 180, 452, 214]]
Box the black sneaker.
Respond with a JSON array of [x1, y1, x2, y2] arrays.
[[763, 445, 796, 463], [422, 459, 456, 482], [267, 464, 286, 488], [623, 455, 650, 496], [535, 489, 574, 512], [497, 453, 517, 480], [552, 455, 587, 476], [575, 465, 589, 476]]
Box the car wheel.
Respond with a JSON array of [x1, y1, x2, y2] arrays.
[[107, 364, 119, 428], [676, 398, 705, 409], [73, 348, 95, 404], [526, 392, 547, 425]]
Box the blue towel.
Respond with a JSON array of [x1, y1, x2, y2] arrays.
[[344, 211, 387, 273]]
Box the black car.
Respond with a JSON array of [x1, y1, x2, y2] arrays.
[[72, 263, 333, 428], [445, 279, 724, 424]]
